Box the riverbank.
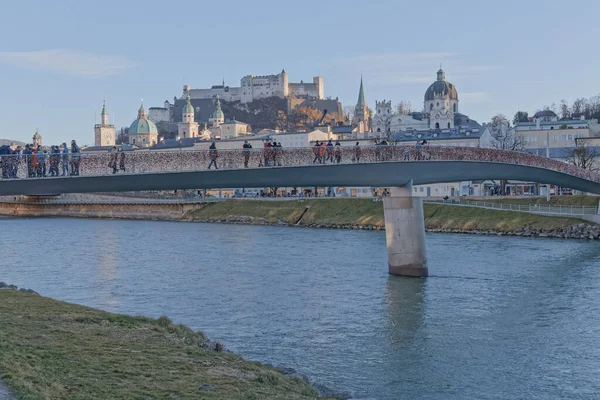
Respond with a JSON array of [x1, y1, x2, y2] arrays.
[[183, 199, 600, 240], [1, 197, 598, 240], [0, 286, 339, 400]]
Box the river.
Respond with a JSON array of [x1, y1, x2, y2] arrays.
[[2, 218, 600, 399]]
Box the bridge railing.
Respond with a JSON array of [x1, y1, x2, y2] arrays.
[[1, 146, 599, 184], [426, 199, 599, 215]]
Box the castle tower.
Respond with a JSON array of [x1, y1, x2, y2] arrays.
[[209, 96, 225, 127], [178, 91, 199, 139], [353, 76, 370, 133], [94, 101, 116, 146], [373, 99, 392, 135], [313, 76, 324, 100], [281, 68, 289, 97]]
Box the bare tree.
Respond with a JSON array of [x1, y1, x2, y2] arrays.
[[572, 98, 587, 115], [564, 138, 599, 171], [560, 99, 571, 120], [395, 101, 412, 115], [343, 106, 355, 123], [489, 114, 525, 151]]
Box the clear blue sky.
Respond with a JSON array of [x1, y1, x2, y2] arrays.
[[1, 0, 599, 145]]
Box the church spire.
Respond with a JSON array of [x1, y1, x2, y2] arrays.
[[138, 100, 147, 119], [100, 100, 109, 125], [356, 75, 366, 107], [437, 66, 446, 81]]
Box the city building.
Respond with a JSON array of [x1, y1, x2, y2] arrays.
[[129, 103, 158, 148], [94, 101, 116, 147], [180, 70, 324, 104], [177, 93, 199, 139], [372, 67, 460, 135], [515, 111, 597, 149]]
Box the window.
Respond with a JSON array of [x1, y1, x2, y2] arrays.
[[419, 187, 424, 192], [437, 102, 440, 107], [447, 122, 451, 129], [453, 103, 457, 112], [435, 122, 440, 129], [430, 104, 433, 111]]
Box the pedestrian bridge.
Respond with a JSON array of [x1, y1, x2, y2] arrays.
[[2, 146, 599, 279], [1, 146, 599, 196]]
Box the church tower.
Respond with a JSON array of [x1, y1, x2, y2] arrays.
[[178, 92, 199, 139], [424, 67, 458, 130], [94, 101, 116, 146], [209, 96, 225, 127], [353, 76, 370, 134]]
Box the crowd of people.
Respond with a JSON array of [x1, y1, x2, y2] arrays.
[[0, 140, 81, 179], [1, 140, 599, 185]]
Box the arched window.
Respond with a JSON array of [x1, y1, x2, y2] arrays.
[[453, 103, 457, 113], [435, 122, 440, 129], [447, 122, 451, 129], [430, 104, 433, 111], [377, 128, 381, 133]]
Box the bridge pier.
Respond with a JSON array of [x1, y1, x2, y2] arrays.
[[383, 181, 428, 277]]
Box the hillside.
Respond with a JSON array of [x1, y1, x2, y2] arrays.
[[0, 138, 25, 147]]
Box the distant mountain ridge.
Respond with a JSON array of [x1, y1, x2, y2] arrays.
[[0, 139, 26, 147]]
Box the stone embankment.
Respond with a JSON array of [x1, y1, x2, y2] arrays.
[[187, 215, 600, 240]]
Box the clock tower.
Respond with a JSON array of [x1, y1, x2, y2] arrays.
[[94, 101, 116, 146]]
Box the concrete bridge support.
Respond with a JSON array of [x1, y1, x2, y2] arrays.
[[383, 181, 428, 277]]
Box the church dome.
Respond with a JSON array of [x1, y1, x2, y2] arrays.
[[129, 103, 158, 134], [424, 68, 458, 102]]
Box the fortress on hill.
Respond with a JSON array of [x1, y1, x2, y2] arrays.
[[184, 69, 323, 104]]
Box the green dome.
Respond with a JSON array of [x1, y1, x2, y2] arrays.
[[129, 118, 158, 134], [183, 93, 194, 115], [211, 97, 224, 119], [129, 102, 158, 134]]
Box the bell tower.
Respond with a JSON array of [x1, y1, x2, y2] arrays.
[[94, 101, 116, 146]]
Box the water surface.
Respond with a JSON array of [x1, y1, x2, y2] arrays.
[[2, 218, 600, 399]]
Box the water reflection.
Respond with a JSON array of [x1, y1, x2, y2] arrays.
[[93, 223, 119, 311], [385, 276, 426, 345]]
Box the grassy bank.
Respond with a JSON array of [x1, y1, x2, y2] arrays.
[[491, 196, 600, 207], [184, 199, 591, 233], [0, 291, 336, 400]]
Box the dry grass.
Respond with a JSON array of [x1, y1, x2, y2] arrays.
[[423, 204, 587, 232], [0, 291, 337, 400], [184, 199, 591, 233]]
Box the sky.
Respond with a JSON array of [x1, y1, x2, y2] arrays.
[[1, 0, 600, 145]]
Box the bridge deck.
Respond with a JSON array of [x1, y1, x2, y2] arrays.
[[1, 146, 599, 196]]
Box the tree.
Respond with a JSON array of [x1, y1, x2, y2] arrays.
[[513, 111, 529, 125], [289, 106, 328, 129], [560, 99, 571, 120], [395, 101, 412, 115], [343, 106, 355, 123], [564, 138, 599, 171], [572, 98, 587, 115], [489, 114, 525, 151], [117, 127, 129, 145]]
